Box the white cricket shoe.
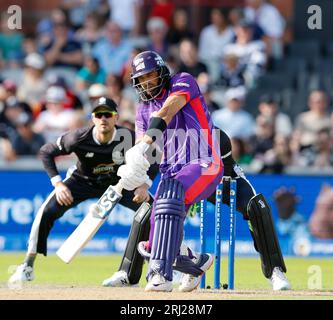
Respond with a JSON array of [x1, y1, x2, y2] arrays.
[[179, 253, 214, 292], [102, 271, 138, 287], [269, 267, 291, 291], [145, 273, 173, 292], [8, 263, 34, 283]]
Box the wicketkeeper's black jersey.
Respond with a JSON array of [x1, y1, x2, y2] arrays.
[[39, 125, 159, 187]]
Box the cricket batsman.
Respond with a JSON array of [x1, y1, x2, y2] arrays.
[[113, 51, 224, 292]]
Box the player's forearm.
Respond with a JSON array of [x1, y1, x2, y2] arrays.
[[141, 95, 187, 146], [154, 95, 186, 124], [39, 143, 63, 181]]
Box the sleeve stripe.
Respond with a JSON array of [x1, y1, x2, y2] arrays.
[[169, 91, 191, 103]]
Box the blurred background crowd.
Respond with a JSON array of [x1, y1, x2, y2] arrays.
[[0, 0, 333, 174]]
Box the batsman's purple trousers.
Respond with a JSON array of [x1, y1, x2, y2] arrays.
[[148, 161, 224, 246]]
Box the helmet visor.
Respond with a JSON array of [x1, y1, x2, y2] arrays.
[[133, 69, 164, 101]]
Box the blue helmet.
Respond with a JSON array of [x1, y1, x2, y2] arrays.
[[131, 51, 170, 101]]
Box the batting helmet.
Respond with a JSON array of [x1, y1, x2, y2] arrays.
[[131, 51, 170, 101]]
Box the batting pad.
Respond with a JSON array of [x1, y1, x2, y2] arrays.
[[148, 179, 186, 281]]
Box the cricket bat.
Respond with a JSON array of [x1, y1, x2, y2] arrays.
[[56, 181, 124, 263]]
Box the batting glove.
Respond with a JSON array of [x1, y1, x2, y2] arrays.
[[117, 165, 150, 191], [125, 141, 150, 172]]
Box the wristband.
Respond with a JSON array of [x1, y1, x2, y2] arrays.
[[51, 175, 62, 187], [146, 117, 167, 139]]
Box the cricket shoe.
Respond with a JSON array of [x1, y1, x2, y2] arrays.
[[145, 273, 173, 292], [102, 271, 138, 287], [269, 267, 291, 291], [8, 263, 34, 284], [178, 253, 214, 292]]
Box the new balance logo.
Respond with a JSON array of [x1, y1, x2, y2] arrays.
[[258, 200, 266, 208], [85, 152, 94, 158]]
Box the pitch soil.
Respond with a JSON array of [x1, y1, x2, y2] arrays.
[[1, 284, 333, 300]]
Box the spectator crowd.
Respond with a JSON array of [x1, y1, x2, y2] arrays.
[[0, 0, 333, 173]]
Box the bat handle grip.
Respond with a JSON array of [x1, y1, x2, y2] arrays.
[[114, 179, 124, 195]]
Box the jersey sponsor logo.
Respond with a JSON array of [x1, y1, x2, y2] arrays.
[[173, 82, 190, 88], [85, 152, 94, 158], [92, 163, 116, 174]]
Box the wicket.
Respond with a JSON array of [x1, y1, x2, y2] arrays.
[[199, 176, 237, 290]]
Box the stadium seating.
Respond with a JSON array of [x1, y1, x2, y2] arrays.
[[287, 40, 322, 69]]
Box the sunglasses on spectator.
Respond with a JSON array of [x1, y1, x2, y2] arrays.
[[93, 111, 117, 119]]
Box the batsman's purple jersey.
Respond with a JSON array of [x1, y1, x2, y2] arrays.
[[135, 72, 223, 204]]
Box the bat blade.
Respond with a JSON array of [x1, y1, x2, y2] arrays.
[[56, 212, 106, 263], [56, 184, 122, 263]]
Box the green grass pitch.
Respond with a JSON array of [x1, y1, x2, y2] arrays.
[[1, 253, 332, 289]]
